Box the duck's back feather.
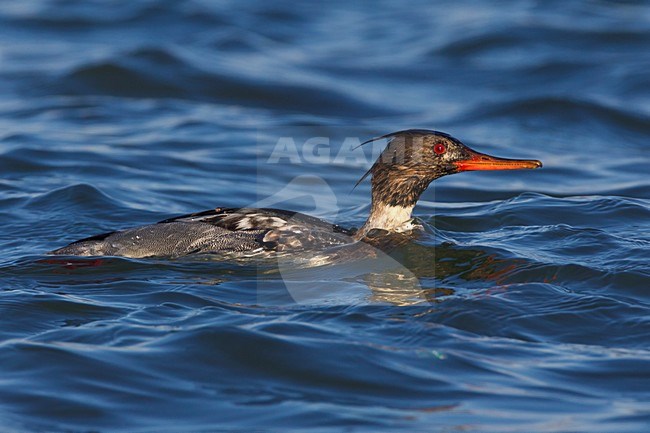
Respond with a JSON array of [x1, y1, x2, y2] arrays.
[[50, 207, 355, 258]]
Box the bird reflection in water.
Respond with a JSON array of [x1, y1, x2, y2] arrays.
[[360, 242, 528, 306], [274, 230, 530, 306]]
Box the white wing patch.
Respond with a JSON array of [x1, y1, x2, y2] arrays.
[[235, 215, 288, 230]]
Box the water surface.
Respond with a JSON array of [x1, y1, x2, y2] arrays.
[[1, 1, 649, 432]]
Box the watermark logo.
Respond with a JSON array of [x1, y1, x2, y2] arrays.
[[266, 134, 432, 166], [253, 129, 433, 305], [266, 135, 387, 166]]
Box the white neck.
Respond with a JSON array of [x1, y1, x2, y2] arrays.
[[355, 202, 416, 239]]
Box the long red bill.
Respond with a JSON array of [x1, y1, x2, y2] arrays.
[[454, 149, 542, 172]]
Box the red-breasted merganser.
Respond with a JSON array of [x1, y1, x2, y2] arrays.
[[50, 130, 542, 258]]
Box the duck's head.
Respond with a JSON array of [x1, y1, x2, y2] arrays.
[[356, 129, 542, 236]]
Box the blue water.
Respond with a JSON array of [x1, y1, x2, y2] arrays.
[[1, 1, 649, 432]]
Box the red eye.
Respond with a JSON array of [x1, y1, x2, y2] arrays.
[[433, 143, 446, 155]]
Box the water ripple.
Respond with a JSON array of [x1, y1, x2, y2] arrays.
[[1, 0, 649, 432]]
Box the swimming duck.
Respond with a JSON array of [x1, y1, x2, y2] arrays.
[[50, 129, 541, 258]]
